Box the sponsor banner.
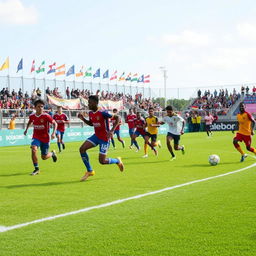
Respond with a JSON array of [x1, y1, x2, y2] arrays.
[[0, 124, 169, 147], [210, 122, 238, 131], [80, 98, 124, 110], [47, 95, 81, 110]]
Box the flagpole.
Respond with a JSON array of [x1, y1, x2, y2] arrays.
[[21, 58, 24, 94], [7, 57, 10, 91]]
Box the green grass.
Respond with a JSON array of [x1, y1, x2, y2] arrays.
[[0, 131, 256, 256]]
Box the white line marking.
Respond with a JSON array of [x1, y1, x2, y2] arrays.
[[1, 161, 256, 233]]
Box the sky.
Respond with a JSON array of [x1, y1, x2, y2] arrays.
[[1, 0, 256, 98]]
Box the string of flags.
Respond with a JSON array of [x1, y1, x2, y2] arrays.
[[0, 57, 150, 84]]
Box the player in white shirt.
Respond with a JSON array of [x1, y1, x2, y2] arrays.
[[204, 111, 214, 137], [160, 105, 185, 161]]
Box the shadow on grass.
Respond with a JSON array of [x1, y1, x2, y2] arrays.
[[180, 162, 242, 168], [0, 172, 28, 177], [125, 160, 170, 165], [3, 179, 98, 189]]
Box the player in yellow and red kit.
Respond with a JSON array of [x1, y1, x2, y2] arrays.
[[233, 102, 256, 162]]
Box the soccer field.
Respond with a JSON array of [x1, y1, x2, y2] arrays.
[[0, 131, 256, 256]]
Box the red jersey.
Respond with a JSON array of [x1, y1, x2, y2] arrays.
[[126, 114, 136, 129], [89, 110, 112, 142], [134, 118, 146, 135], [29, 113, 54, 143], [53, 113, 68, 132], [111, 116, 121, 131]]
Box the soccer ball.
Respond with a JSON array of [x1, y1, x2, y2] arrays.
[[208, 154, 220, 166]]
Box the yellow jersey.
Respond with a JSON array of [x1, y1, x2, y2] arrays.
[[237, 111, 254, 136], [9, 120, 15, 130], [145, 116, 158, 135]]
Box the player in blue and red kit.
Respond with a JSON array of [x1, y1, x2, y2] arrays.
[[110, 108, 125, 149], [24, 99, 58, 175], [53, 106, 70, 152], [78, 95, 124, 182], [126, 109, 136, 148]]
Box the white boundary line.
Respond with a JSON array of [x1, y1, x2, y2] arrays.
[[1, 161, 256, 233]]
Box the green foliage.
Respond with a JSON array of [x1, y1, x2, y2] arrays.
[[153, 97, 190, 110], [0, 132, 256, 256]]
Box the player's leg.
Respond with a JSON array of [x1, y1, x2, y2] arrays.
[[56, 130, 61, 152], [98, 140, 124, 172], [129, 128, 135, 148], [30, 139, 40, 175], [79, 136, 97, 181], [206, 125, 209, 136], [116, 131, 125, 148], [245, 135, 256, 154], [143, 134, 150, 157], [111, 134, 116, 149], [132, 132, 140, 151], [150, 135, 158, 156], [61, 132, 65, 150], [233, 134, 246, 162], [173, 135, 185, 154], [166, 134, 175, 160], [41, 142, 57, 162]]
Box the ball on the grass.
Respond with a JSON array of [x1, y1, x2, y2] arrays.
[[208, 154, 220, 166]]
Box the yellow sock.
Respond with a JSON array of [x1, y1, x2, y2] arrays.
[[236, 146, 244, 155], [144, 144, 148, 154]]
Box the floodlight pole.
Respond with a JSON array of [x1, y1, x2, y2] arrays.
[[160, 66, 167, 108]]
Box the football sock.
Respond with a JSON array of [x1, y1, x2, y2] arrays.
[[134, 140, 139, 150], [121, 140, 125, 148], [33, 163, 39, 170], [171, 152, 175, 157], [144, 144, 148, 154], [62, 143, 65, 150], [57, 142, 61, 152], [111, 138, 115, 148], [80, 152, 92, 171], [107, 158, 120, 164]]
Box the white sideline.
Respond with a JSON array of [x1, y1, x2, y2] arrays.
[[1, 161, 256, 233]]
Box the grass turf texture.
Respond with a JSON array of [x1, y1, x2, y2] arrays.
[[0, 131, 256, 256]]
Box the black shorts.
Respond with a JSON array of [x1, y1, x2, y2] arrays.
[[167, 132, 180, 145], [145, 132, 157, 142]]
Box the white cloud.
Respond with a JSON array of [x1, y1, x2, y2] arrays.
[[162, 30, 210, 47], [237, 22, 256, 41], [0, 0, 38, 25]]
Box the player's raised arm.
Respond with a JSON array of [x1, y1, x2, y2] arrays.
[[78, 112, 93, 126]]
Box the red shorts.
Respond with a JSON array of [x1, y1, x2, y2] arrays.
[[234, 133, 252, 147]]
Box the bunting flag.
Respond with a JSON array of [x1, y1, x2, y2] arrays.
[[144, 74, 150, 83], [47, 62, 56, 74], [93, 68, 100, 78], [137, 75, 144, 83], [55, 64, 65, 76], [131, 73, 138, 82], [66, 65, 75, 76], [30, 60, 35, 73], [103, 69, 109, 79], [36, 61, 45, 73], [125, 72, 132, 81], [110, 70, 117, 80], [84, 67, 92, 77], [16, 58, 23, 73], [75, 66, 84, 77], [0, 57, 9, 71], [119, 72, 125, 81]]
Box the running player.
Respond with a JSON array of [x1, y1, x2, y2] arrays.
[[78, 95, 124, 182], [110, 108, 125, 149], [160, 105, 185, 161], [126, 109, 136, 149], [143, 107, 161, 158], [24, 99, 58, 175], [53, 106, 70, 152], [204, 111, 214, 137], [233, 102, 256, 162]]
